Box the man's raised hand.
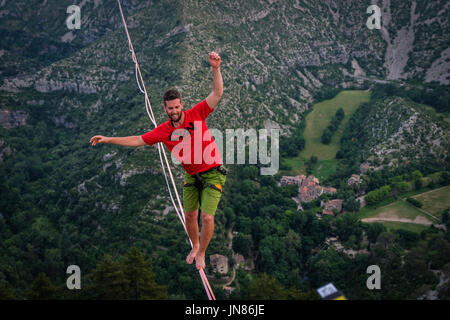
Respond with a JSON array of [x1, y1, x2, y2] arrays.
[[208, 51, 221, 69], [90, 135, 109, 146]]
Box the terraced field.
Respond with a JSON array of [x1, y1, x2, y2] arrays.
[[282, 90, 371, 181], [411, 185, 450, 220]]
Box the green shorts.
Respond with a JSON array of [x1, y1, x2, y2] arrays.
[[183, 169, 226, 216]]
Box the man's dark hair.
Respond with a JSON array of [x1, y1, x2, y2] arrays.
[[163, 89, 182, 106]]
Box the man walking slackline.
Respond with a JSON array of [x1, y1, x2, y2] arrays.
[[90, 51, 225, 271]]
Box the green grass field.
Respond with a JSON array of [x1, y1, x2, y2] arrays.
[[357, 200, 432, 221], [281, 90, 371, 180], [411, 185, 450, 220], [302, 90, 371, 159], [357, 197, 438, 233]]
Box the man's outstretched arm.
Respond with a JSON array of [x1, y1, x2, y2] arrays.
[[205, 51, 223, 110], [90, 135, 146, 147]]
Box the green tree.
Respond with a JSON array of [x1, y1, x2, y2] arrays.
[[286, 286, 319, 300], [410, 170, 424, 190], [364, 223, 386, 243], [121, 247, 168, 300], [427, 234, 450, 269], [248, 273, 287, 299], [442, 211, 449, 227], [412, 170, 423, 181], [394, 229, 420, 249], [336, 214, 362, 243], [343, 195, 360, 213], [27, 273, 58, 300], [370, 232, 406, 299], [232, 234, 252, 258], [365, 190, 379, 206], [223, 207, 236, 229], [441, 171, 449, 185], [284, 230, 303, 270], [321, 128, 332, 144], [336, 108, 345, 121], [90, 254, 129, 299], [379, 185, 391, 199], [0, 282, 16, 299], [403, 242, 438, 297], [414, 178, 423, 190], [391, 180, 410, 196], [308, 249, 347, 288], [365, 185, 391, 206], [406, 197, 423, 208]]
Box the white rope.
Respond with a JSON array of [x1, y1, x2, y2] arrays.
[[116, 0, 214, 300], [117, 0, 185, 240]]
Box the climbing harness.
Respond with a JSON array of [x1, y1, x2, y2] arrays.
[[117, 0, 216, 300], [183, 165, 227, 207]]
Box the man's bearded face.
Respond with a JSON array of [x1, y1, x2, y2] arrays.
[[164, 98, 183, 122]]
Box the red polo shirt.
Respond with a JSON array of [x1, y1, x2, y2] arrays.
[[141, 99, 222, 175]]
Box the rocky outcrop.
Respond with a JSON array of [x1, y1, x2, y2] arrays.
[[363, 97, 449, 169], [0, 109, 28, 128], [0, 138, 13, 162], [50, 115, 77, 129], [155, 24, 192, 47]]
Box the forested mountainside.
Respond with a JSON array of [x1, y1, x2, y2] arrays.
[[0, 0, 449, 300]]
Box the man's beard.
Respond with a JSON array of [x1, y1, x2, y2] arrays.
[[170, 111, 182, 122]]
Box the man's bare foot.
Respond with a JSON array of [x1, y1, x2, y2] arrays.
[[186, 245, 199, 264], [196, 253, 206, 270]]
